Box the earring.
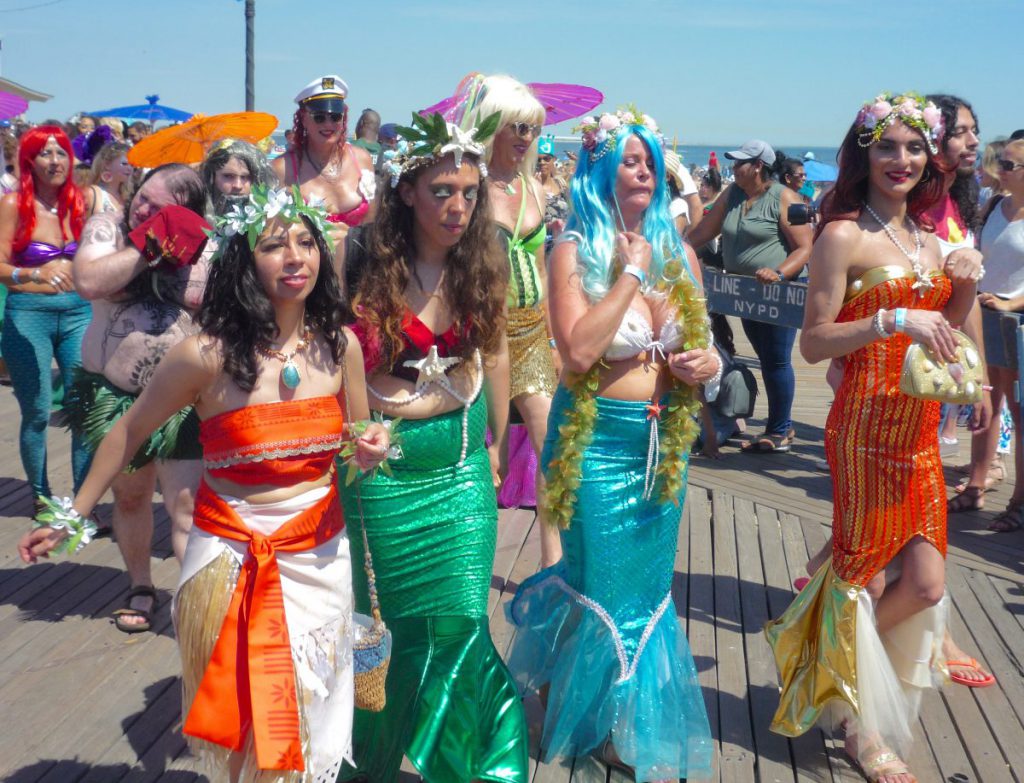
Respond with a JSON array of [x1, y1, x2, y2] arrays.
[[921, 167, 932, 182]]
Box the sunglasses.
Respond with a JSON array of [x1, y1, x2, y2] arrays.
[[310, 111, 344, 124], [997, 158, 1024, 172], [509, 121, 542, 138]]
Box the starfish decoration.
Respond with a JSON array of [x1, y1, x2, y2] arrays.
[[404, 345, 462, 391], [645, 402, 666, 421], [438, 124, 484, 169]]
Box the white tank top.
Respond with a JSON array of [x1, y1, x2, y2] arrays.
[[979, 200, 1024, 301]]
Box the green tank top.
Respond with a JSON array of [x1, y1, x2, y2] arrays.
[[721, 182, 789, 275], [500, 175, 547, 309]]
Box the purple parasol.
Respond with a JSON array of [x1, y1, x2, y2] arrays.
[[422, 76, 602, 127], [0, 90, 29, 121]]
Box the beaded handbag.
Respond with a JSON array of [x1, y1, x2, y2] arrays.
[[341, 360, 392, 713], [899, 329, 985, 405]]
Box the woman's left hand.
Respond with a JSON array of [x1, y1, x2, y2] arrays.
[[754, 267, 783, 285], [944, 248, 984, 287], [978, 292, 1015, 311], [353, 422, 389, 471], [668, 348, 720, 387], [487, 443, 506, 489]]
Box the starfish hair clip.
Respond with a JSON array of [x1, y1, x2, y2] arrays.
[[384, 110, 502, 187]]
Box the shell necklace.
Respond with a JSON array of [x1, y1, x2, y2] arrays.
[[863, 202, 931, 295], [258, 326, 313, 390]]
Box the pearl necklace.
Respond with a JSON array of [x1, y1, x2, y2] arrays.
[[257, 327, 313, 390], [367, 349, 484, 466], [863, 202, 932, 294]]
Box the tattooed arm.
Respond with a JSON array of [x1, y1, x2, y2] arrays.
[[72, 214, 148, 300]]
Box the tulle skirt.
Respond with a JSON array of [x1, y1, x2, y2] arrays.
[[506, 388, 713, 782]]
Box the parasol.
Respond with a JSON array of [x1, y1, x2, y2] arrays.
[[803, 159, 838, 182], [0, 90, 29, 121], [127, 111, 278, 167], [88, 94, 193, 125], [422, 75, 602, 127]]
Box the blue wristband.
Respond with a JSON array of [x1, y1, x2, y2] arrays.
[[894, 308, 907, 333], [10, 267, 19, 285]]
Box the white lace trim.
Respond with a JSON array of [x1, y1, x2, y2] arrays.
[[357, 168, 376, 202], [522, 574, 673, 684], [203, 436, 345, 470]]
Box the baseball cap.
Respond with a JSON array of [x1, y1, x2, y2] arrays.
[[725, 140, 776, 167], [294, 75, 349, 114]]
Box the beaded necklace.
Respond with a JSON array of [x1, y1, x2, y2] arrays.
[[367, 349, 483, 466], [257, 327, 313, 390], [863, 202, 931, 295]]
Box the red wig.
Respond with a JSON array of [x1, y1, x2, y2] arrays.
[[13, 126, 85, 252], [815, 122, 948, 240]]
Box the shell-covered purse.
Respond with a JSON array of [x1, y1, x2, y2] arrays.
[[899, 330, 985, 404]]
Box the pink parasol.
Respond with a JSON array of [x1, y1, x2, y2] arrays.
[[0, 90, 29, 121], [422, 75, 602, 127]]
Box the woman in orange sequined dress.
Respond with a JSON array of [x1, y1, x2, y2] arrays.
[[765, 93, 986, 783]]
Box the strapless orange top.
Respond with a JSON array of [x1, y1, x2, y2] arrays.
[[200, 396, 345, 486]]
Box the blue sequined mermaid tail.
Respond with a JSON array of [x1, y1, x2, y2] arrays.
[[507, 388, 713, 782], [339, 395, 528, 783]]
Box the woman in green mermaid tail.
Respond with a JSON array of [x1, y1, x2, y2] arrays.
[[339, 112, 528, 782]]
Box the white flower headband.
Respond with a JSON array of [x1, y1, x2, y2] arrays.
[[207, 185, 332, 256], [575, 106, 664, 162]]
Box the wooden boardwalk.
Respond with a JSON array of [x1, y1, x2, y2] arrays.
[[1, 321, 1022, 783]]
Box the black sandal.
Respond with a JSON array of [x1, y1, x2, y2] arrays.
[[948, 486, 985, 513], [112, 585, 158, 634], [988, 504, 1024, 533], [741, 432, 793, 454]]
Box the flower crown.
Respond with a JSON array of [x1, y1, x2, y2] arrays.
[[381, 111, 501, 188], [574, 106, 663, 162], [207, 185, 331, 256], [854, 92, 944, 154]]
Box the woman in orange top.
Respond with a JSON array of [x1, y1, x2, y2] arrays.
[[19, 186, 389, 782], [766, 93, 984, 783]]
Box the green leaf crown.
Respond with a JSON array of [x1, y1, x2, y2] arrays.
[[380, 111, 501, 187]]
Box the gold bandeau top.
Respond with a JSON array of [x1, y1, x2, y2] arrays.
[[844, 264, 945, 303]]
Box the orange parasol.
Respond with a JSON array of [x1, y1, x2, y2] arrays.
[[127, 111, 278, 167]]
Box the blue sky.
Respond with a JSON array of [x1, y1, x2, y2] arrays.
[[1, 0, 1016, 147]]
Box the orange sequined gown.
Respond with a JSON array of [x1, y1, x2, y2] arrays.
[[765, 266, 951, 746], [829, 267, 951, 585]]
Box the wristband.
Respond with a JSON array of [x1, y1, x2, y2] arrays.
[[548, 337, 557, 349], [31, 268, 41, 284], [776, 270, 785, 282], [703, 351, 723, 402], [894, 308, 907, 333], [11, 267, 20, 285], [872, 308, 892, 338], [621, 264, 646, 286]]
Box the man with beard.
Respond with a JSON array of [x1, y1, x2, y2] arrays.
[[199, 138, 276, 219], [71, 163, 210, 633]]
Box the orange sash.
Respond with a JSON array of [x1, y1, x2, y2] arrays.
[[182, 480, 344, 771]]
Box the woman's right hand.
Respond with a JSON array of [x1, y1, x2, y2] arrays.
[[35, 260, 75, 293], [615, 231, 652, 276], [18, 526, 68, 563], [900, 308, 959, 362]]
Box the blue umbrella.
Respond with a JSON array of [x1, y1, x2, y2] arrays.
[[803, 158, 838, 182], [87, 94, 192, 126]]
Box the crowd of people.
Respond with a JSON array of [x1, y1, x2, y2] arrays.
[[3, 73, 1021, 783]]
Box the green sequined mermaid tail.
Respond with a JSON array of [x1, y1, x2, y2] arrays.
[[339, 395, 528, 783]]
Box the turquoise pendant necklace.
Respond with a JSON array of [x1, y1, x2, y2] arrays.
[[259, 327, 312, 390]]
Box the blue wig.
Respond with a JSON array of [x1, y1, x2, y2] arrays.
[[565, 124, 695, 302]]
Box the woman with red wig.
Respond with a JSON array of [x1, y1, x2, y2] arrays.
[[765, 94, 984, 783], [271, 74, 376, 271], [0, 126, 92, 514]]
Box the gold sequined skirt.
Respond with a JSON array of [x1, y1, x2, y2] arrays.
[[507, 306, 557, 399]]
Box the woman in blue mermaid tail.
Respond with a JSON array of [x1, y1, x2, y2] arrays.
[[506, 108, 719, 782]]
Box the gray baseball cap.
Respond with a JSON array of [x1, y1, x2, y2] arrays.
[[725, 139, 776, 166]]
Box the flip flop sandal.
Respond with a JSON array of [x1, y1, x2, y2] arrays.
[[947, 657, 996, 688], [741, 432, 792, 454], [113, 585, 158, 634]]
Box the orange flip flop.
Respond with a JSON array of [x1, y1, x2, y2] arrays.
[[947, 657, 996, 688]]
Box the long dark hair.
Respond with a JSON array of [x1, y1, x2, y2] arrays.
[[350, 154, 506, 371], [195, 216, 347, 392], [815, 123, 946, 239], [927, 93, 980, 232]]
